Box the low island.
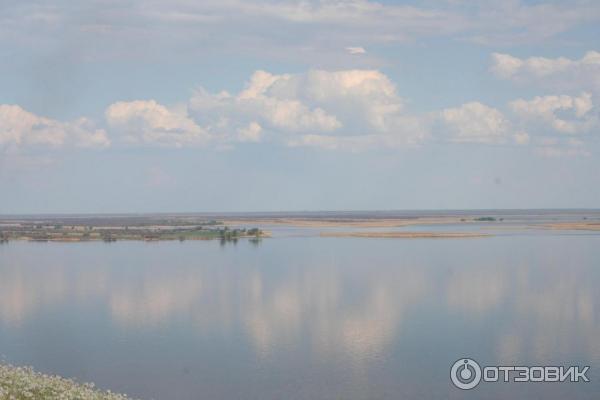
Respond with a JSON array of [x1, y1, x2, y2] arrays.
[[0, 216, 266, 243]]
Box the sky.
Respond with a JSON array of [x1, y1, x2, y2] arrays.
[[1, 0, 600, 213]]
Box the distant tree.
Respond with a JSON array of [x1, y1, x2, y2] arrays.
[[474, 217, 496, 222], [102, 234, 116, 243], [247, 228, 260, 236]]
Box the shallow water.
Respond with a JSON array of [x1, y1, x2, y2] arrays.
[[1, 233, 600, 399]]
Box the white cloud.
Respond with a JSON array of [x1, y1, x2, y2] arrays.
[[299, 69, 404, 132], [249, 97, 341, 133], [491, 52, 600, 152], [491, 51, 600, 92], [490, 53, 525, 79], [439, 93, 597, 152], [5, 0, 599, 71], [105, 100, 209, 147], [492, 51, 600, 79], [237, 122, 263, 143], [4, 69, 591, 157], [190, 69, 428, 150], [346, 46, 366, 55], [238, 70, 283, 100], [440, 102, 515, 144], [509, 93, 597, 134], [191, 71, 341, 135], [237, 70, 345, 132], [109, 69, 598, 152], [0, 105, 109, 151]]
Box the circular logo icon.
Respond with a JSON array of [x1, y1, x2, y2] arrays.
[[450, 358, 482, 390]]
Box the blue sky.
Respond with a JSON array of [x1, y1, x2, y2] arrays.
[[1, 0, 600, 213]]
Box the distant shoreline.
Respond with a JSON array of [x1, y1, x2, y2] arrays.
[[1, 208, 599, 220], [0, 217, 267, 244], [2, 212, 600, 243], [320, 231, 490, 239]]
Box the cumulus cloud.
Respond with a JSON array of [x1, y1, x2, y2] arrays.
[[439, 102, 525, 145], [297, 69, 404, 132], [509, 93, 597, 134], [239, 71, 342, 132], [491, 51, 600, 92], [0, 105, 109, 151], [190, 73, 341, 138], [6, 66, 594, 158], [98, 69, 427, 151], [490, 52, 600, 155], [105, 100, 209, 147], [105, 68, 596, 153], [436, 93, 596, 153], [236, 122, 263, 143], [190, 69, 428, 150]]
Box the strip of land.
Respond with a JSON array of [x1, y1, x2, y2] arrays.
[[0, 216, 266, 243], [319, 231, 490, 239], [1, 212, 598, 243], [223, 216, 469, 228], [542, 222, 600, 231]]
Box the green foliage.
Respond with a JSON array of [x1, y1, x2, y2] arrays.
[[247, 228, 261, 236], [474, 217, 496, 222], [0, 364, 133, 400], [0, 220, 265, 243]]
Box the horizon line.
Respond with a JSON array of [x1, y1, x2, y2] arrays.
[[1, 208, 600, 218]]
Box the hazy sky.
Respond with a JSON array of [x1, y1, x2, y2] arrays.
[[1, 0, 600, 213]]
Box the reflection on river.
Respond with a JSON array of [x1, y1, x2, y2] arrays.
[[1, 235, 599, 399]]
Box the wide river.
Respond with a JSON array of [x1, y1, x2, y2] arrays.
[[1, 230, 600, 399]]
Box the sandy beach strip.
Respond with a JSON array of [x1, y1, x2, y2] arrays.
[[542, 222, 600, 231], [223, 217, 467, 228], [319, 231, 490, 239]]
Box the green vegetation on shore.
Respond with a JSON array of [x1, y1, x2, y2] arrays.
[[473, 216, 497, 222], [0, 364, 133, 400], [0, 217, 265, 243]]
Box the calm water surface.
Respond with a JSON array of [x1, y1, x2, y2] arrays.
[[1, 234, 600, 399]]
